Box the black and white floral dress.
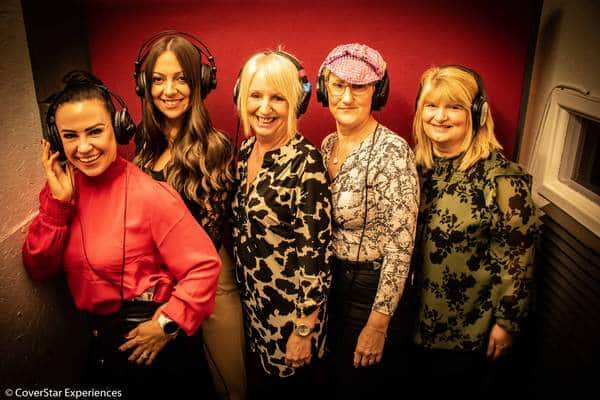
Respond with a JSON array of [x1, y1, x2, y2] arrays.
[[232, 133, 332, 377], [321, 125, 419, 316]]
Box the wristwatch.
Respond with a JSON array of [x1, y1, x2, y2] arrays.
[[158, 313, 180, 336], [294, 323, 313, 337]]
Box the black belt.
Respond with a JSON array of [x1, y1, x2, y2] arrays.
[[333, 256, 384, 271]]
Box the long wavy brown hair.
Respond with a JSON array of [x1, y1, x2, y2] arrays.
[[135, 35, 233, 214]]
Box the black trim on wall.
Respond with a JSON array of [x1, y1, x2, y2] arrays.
[[514, 0, 544, 161], [21, 0, 91, 132], [531, 202, 600, 393]]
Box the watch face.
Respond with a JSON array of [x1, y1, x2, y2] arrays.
[[164, 321, 179, 335], [295, 324, 312, 337]]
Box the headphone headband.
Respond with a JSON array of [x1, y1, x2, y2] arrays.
[[136, 30, 215, 66], [415, 64, 488, 131], [44, 79, 136, 161], [439, 64, 486, 100], [134, 30, 217, 99], [232, 50, 312, 117], [98, 85, 128, 111]]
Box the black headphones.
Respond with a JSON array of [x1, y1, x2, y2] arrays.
[[232, 50, 312, 117], [316, 66, 389, 111], [134, 30, 217, 99], [415, 64, 488, 130], [45, 85, 136, 161]]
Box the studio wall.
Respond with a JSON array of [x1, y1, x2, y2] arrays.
[[0, 0, 89, 385], [1, 0, 540, 385], [86, 0, 538, 159]]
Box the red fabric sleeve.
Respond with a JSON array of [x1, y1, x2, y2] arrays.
[[22, 184, 74, 280], [151, 190, 221, 336]]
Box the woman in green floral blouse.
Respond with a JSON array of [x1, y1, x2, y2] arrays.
[[411, 65, 540, 394]]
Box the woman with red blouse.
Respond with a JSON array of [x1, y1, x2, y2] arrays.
[[22, 71, 220, 397]]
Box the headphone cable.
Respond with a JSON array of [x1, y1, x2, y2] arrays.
[[203, 338, 231, 400], [79, 163, 128, 304], [233, 116, 241, 167], [355, 122, 380, 265], [336, 122, 380, 333]]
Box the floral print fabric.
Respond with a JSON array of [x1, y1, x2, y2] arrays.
[[321, 125, 419, 316], [413, 151, 540, 351]]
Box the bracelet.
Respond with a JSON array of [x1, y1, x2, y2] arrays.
[[365, 325, 387, 338]]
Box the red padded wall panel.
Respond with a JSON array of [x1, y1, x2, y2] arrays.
[[86, 0, 536, 158]]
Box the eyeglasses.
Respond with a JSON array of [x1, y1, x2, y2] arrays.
[[327, 80, 372, 97]]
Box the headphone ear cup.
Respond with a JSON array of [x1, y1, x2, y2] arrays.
[[296, 81, 311, 117], [113, 110, 123, 143], [114, 109, 136, 145], [316, 71, 329, 107], [232, 78, 240, 107], [209, 66, 217, 93], [135, 70, 146, 98], [479, 101, 489, 127], [199, 63, 212, 99], [372, 72, 389, 111], [471, 96, 487, 130], [414, 83, 423, 111], [46, 118, 66, 161]]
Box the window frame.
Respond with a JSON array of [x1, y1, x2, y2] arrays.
[[530, 88, 600, 236]]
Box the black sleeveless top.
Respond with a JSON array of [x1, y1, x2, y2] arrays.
[[146, 169, 226, 250]]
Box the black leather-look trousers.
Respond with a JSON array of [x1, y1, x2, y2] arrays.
[[83, 300, 216, 398]]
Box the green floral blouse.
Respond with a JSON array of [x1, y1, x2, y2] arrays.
[[413, 151, 540, 351]]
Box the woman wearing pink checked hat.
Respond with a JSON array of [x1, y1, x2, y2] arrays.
[[317, 43, 419, 395]]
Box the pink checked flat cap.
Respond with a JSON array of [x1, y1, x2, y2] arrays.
[[321, 43, 387, 85]]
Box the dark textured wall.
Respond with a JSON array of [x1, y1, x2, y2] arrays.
[[0, 0, 90, 386]]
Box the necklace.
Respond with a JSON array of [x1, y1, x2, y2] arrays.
[[332, 120, 378, 166]]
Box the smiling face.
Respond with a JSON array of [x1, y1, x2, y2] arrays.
[[151, 50, 191, 129], [327, 72, 375, 131], [246, 70, 290, 143], [421, 94, 469, 157], [56, 99, 117, 177]]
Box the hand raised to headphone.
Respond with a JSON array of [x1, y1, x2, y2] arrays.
[[41, 140, 74, 202]]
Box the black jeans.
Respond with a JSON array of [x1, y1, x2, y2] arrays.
[[83, 300, 216, 398], [409, 345, 492, 397], [327, 257, 414, 398]]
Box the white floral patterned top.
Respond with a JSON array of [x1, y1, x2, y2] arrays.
[[321, 124, 419, 316]]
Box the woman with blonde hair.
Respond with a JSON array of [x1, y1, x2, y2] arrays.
[[134, 31, 245, 400], [411, 65, 540, 395], [232, 49, 332, 396]]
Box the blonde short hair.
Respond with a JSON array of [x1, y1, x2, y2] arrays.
[[412, 65, 502, 171], [236, 50, 303, 137]]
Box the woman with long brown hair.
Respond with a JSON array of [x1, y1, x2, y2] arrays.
[[134, 31, 245, 400]]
